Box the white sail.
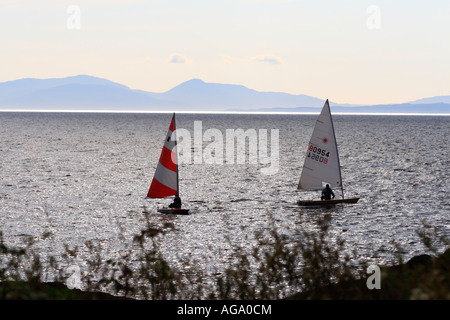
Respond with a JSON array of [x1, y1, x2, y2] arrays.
[[298, 100, 343, 192]]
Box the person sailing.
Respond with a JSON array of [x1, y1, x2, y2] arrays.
[[321, 184, 335, 200], [169, 194, 182, 208]]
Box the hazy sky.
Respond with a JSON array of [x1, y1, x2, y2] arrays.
[[1, 0, 449, 105]]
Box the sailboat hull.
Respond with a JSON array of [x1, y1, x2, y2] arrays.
[[297, 198, 360, 206], [157, 207, 190, 215]]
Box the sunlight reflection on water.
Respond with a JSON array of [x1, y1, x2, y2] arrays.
[[0, 112, 448, 277]]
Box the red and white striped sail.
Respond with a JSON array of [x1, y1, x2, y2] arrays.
[[147, 113, 178, 198]]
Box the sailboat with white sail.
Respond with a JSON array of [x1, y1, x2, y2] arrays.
[[297, 100, 360, 206], [147, 113, 190, 214]]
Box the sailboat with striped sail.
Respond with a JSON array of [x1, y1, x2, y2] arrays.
[[297, 100, 360, 206], [147, 113, 189, 214]]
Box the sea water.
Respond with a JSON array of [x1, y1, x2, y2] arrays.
[[0, 112, 449, 278]]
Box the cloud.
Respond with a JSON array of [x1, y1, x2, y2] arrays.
[[222, 55, 246, 65], [140, 57, 152, 63], [222, 54, 284, 65], [168, 53, 191, 64], [250, 54, 284, 65]]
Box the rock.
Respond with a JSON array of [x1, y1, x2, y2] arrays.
[[405, 254, 432, 269]]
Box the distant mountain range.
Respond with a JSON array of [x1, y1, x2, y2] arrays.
[[0, 75, 449, 114]]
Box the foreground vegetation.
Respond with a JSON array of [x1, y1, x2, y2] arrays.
[[1, 212, 449, 300]]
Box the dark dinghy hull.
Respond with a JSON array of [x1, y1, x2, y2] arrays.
[[297, 198, 360, 206], [157, 207, 190, 215]]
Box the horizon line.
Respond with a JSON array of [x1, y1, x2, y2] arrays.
[[1, 109, 449, 116]]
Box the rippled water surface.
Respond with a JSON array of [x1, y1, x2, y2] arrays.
[[0, 112, 449, 276]]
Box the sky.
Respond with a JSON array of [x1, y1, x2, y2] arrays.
[[1, 0, 449, 105]]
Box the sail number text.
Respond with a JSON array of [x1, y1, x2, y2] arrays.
[[307, 145, 329, 164]]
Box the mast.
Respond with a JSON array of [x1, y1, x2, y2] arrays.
[[173, 112, 179, 197], [327, 100, 345, 199]]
